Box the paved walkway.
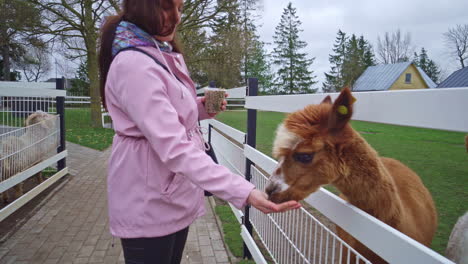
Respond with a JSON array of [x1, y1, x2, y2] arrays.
[[0, 142, 231, 264]]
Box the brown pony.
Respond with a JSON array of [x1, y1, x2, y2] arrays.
[[265, 88, 437, 263], [465, 135, 468, 152]]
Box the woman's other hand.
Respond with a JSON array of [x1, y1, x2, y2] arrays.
[[247, 189, 301, 214]]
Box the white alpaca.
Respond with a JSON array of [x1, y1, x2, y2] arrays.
[[446, 212, 468, 264], [1, 111, 57, 203]]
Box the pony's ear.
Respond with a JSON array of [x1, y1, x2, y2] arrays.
[[321, 95, 332, 104], [328, 87, 355, 132]]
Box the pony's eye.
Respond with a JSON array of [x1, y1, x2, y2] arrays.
[[293, 153, 315, 164]]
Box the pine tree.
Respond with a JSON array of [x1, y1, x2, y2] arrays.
[[323, 30, 347, 93], [272, 2, 317, 94], [413, 47, 441, 84], [342, 34, 375, 89], [205, 1, 244, 88], [70, 60, 90, 96], [359, 36, 376, 67], [238, 0, 274, 93], [239, 0, 260, 83], [425, 60, 441, 84], [246, 38, 274, 94], [180, 27, 210, 85]]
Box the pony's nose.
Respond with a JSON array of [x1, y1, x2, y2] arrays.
[[265, 182, 280, 198]]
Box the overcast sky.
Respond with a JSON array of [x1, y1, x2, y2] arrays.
[[256, 0, 468, 89]]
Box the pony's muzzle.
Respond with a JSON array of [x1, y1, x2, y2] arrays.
[[265, 181, 280, 198]]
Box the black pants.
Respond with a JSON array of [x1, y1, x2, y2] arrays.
[[121, 227, 189, 264]]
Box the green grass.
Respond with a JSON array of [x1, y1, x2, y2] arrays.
[[65, 108, 114, 150], [0, 111, 27, 127], [215, 204, 244, 258], [215, 110, 468, 255], [214, 204, 256, 264], [1, 108, 114, 151]]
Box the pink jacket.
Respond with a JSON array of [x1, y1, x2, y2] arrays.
[[105, 46, 255, 238]]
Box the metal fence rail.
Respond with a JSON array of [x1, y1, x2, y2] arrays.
[[0, 80, 68, 222], [1, 96, 56, 132], [64, 96, 91, 106], [251, 166, 371, 264], [1, 115, 59, 184]]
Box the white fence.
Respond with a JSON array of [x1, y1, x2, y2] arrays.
[[197, 86, 246, 108], [0, 81, 68, 222], [200, 87, 467, 264]]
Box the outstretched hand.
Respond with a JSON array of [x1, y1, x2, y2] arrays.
[[247, 189, 301, 214]]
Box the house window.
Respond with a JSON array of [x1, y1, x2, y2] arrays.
[[405, 73, 412, 83]]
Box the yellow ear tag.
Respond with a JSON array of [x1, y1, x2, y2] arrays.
[[351, 96, 357, 104], [337, 105, 348, 115]]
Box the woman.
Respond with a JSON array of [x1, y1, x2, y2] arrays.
[[99, 0, 300, 263]]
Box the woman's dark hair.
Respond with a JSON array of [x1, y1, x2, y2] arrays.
[[99, 0, 182, 109]]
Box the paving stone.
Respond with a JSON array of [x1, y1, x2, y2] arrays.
[[214, 250, 229, 262], [202, 256, 217, 264], [0, 143, 232, 264], [42, 258, 59, 264], [77, 245, 94, 258], [89, 250, 106, 263], [211, 239, 226, 251], [73, 257, 90, 263], [200, 245, 214, 257], [198, 235, 211, 246], [46, 246, 66, 260]]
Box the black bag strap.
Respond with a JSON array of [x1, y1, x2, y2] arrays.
[[116, 46, 185, 85]]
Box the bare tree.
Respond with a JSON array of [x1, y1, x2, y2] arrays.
[[17, 44, 51, 82], [377, 29, 412, 64], [444, 24, 468, 69], [28, 0, 121, 127], [29, 0, 231, 127]]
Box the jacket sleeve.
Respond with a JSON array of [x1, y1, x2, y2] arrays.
[[118, 52, 254, 209], [196, 97, 212, 120]]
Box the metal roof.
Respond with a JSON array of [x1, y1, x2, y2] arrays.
[[417, 67, 437, 88], [437, 67, 468, 88], [353, 62, 436, 91]]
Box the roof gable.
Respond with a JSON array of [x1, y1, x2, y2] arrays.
[[353, 62, 412, 91], [353, 62, 436, 91], [437, 67, 468, 88]]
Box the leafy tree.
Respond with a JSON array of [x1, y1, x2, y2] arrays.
[[0, 59, 21, 81], [413, 47, 441, 84], [272, 2, 317, 94], [204, 0, 244, 88], [178, 0, 247, 87], [0, 0, 43, 81], [180, 27, 210, 86], [323, 30, 347, 93]]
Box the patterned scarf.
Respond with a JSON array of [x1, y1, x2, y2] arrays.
[[112, 21, 172, 57]]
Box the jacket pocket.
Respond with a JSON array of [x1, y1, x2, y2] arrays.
[[162, 172, 183, 197]]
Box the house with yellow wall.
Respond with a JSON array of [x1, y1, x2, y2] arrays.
[[352, 62, 436, 91]]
